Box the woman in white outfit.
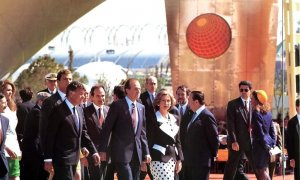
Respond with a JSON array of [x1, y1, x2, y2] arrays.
[[147, 90, 183, 180], [1, 80, 21, 180]]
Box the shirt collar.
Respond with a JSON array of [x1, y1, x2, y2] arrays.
[[125, 96, 136, 107], [57, 89, 66, 100], [194, 105, 206, 117], [179, 102, 188, 109], [65, 98, 75, 113], [93, 103, 103, 110], [297, 114, 300, 122]]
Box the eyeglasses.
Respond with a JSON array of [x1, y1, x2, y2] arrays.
[[240, 88, 249, 92]]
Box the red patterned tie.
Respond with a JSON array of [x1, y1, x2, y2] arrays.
[[99, 108, 104, 127], [131, 103, 137, 130]]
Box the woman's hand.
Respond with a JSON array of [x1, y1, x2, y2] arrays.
[[4, 146, 17, 159]]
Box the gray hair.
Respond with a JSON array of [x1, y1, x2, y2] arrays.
[[36, 92, 51, 102]]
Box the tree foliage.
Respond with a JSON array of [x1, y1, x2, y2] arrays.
[[15, 55, 89, 95], [15, 55, 64, 94]]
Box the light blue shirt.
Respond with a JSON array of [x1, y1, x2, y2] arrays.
[[65, 98, 79, 130], [125, 96, 138, 133]]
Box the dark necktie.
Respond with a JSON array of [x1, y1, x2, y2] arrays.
[[131, 103, 137, 131], [180, 106, 184, 117], [244, 101, 251, 132], [244, 100, 249, 112], [98, 107, 104, 127], [72, 107, 80, 131]]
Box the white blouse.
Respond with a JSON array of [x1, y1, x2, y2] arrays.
[[3, 107, 21, 157]]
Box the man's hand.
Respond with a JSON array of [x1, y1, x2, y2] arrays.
[[99, 152, 107, 161], [92, 153, 101, 166], [232, 142, 239, 151], [175, 160, 182, 174], [145, 155, 151, 163], [81, 147, 89, 157], [44, 162, 54, 173], [140, 162, 147, 172], [290, 159, 295, 168]]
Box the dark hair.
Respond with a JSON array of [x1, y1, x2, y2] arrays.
[[124, 78, 138, 94], [190, 91, 205, 105], [296, 99, 300, 107], [57, 69, 72, 81], [176, 85, 191, 96], [238, 80, 252, 90], [90, 85, 106, 96], [153, 90, 175, 111], [113, 85, 125, 99], [66, 81, 85, 97], [19, 87, 33, 102]]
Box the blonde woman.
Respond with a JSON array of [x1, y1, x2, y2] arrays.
[[147, 90, 183, 180], [250, 90, 276, 180]]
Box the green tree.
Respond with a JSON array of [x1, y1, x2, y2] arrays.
[[15, 55, 64, 93]]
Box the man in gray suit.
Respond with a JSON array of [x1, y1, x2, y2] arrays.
[[99, 78, 151, 180]]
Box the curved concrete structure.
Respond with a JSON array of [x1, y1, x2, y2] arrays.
[[0, 0, 104, 78]]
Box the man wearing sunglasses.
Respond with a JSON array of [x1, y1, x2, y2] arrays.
[[223, 80, 257, 180]]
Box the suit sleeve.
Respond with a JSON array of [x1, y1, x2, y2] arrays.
[[140, 107, 150, 157], [99, 102, 118, 152], [269, 119, 276, 147], [40, 98, 55, 152], [286, 119, 295, 159], [44, 106, 61, 159], [16, 105, 27, 145], [205, 114, 219, 158], [226, 101, 237, 143], [175, 116, 184, 161], [80, 108, 97, 155]]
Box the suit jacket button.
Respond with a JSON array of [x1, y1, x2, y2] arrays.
[[166, 145, 169, 147]]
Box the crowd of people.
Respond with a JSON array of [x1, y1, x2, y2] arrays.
[[0, 69, 299, 180]]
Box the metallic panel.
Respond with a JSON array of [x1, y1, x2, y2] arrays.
[[165, 0, 278, 120]]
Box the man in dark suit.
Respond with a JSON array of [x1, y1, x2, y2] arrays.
[[22, 92, 51, 180], [184, 91, 219, 180], [44, 81, 100, 179], [287, 98, 300, 180], [0, 94, 9, 180], [99, 78, 151, 180], [40, 69, 72, 153], [84, 85, 109, 180], [16, 87, 35, 180], [175, 85, 193, 180], [38, 73, 57, 95], [16, 87, 35, 149], [223, 80, 256, 180], [139, 76, 157, 180]]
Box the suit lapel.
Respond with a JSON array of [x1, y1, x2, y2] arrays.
[[136, 103, 144, 134], [75, 106, 82, 135], [91, 105, 101, 128], [238, 99, 248, 124], [63, 102, 79, 135]]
